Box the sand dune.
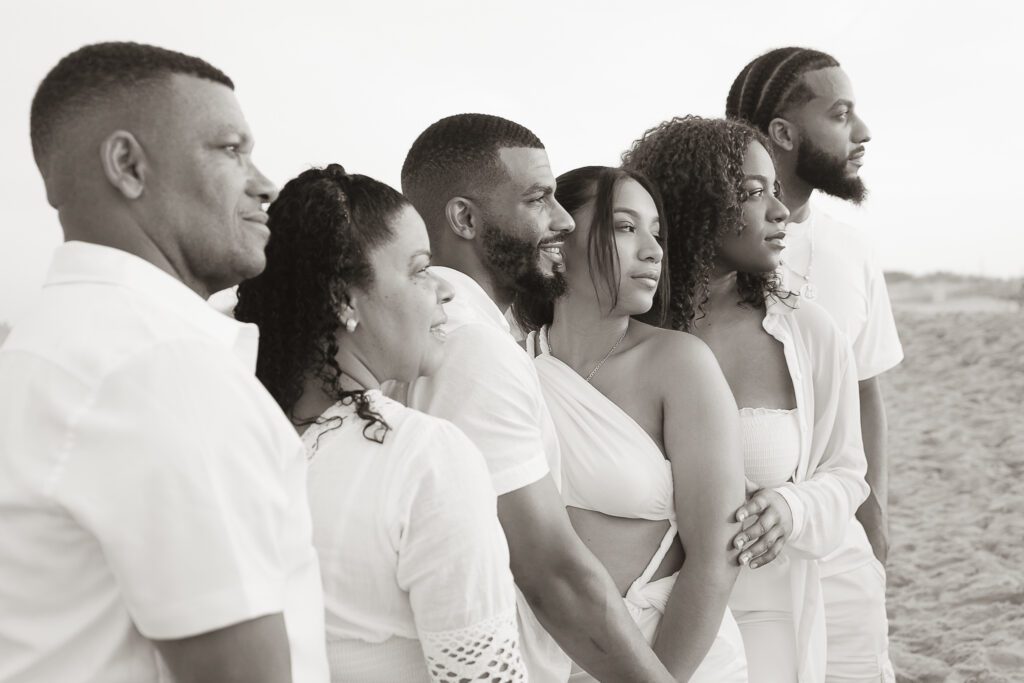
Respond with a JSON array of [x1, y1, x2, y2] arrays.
[[883, 285, 1024, 681]]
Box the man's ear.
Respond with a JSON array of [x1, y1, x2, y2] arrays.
[[99, 130, 146, 199], [445, 196, 479, 240], [767, 117, 798, 152]]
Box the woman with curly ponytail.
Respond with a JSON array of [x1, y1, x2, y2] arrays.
[[625, 117, 870, 682], [236, 164, 526, 682]]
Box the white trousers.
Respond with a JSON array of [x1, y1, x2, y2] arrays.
[[821, 560, 895, 682]]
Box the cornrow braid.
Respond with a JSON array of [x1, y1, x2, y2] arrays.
[[726, 47, 840, 133]]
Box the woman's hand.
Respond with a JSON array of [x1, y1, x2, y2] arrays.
[[731, 481, 793, 569]]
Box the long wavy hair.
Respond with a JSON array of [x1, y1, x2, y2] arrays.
[[512, 166, 669, 333], [622, 116, 789, 331], [235, 164, 409, 442]]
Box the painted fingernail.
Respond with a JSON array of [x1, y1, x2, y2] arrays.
[[735, 537, 746, 549], [740, 553, 751, 565], [750, 561, 759, 569], [736, 510, 748, 522]]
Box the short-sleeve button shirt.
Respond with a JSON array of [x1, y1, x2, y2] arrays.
[[0, 242, 328, 682]]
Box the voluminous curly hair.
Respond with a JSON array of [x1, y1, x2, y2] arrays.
[[235, 164, 409, 442], [622, 116, 788, 331], [725, 47, 840, 133], [512, 165, 669, 333]]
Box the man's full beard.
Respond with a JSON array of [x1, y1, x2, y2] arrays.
[[481, 219, 567, 302], [795, 139, 868, 204]]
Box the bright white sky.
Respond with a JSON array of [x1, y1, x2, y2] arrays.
[[2, 0, 1022, 323]]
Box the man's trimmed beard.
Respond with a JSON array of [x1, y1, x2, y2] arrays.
[[481, 218, 567, 301], [795, 138, 868, 204]]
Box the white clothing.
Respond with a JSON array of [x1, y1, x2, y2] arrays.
[[729, 296, 870, 683], [730, 409, 801, 614], [530, 327, 748, 683], [781, 206, 898, 675], [780, 208, 903, 382], [408, 267, 568, 682], [0, 242, 328, 683], [303, 391, 524, 683], [732, 611, 799, 683], [822, 560, 895, 683], [738, 407, 801, 489]]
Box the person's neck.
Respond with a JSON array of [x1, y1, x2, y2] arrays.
[[777, 164, 814, 225], [706, 266, 741, 310], [548, 295, 629, 375], [433, 249, 514, 312], [62, 215, 214, 298], [291, 350, 380, 431]]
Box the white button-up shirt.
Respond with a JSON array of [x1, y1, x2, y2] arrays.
[[0, 241, 328, 682]]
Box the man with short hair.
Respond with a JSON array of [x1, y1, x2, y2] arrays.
[[728, 47, 901, 682], [401, 113, 676, 683], [0, 42, 328, 682]]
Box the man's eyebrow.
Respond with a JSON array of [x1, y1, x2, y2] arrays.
[[829, 98, 854, 110], [522, 183, 554, 196]]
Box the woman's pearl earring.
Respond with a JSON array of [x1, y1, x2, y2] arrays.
[[345, 318, 358, 333]]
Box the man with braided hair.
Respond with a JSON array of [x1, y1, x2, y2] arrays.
[[401, 113, 678, 683], [727, 47, 901, 682]]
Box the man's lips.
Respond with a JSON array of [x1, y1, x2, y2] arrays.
[[539, 241, 564, 265]]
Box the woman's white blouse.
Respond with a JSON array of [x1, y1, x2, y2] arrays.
[[303, 390, 525, 682]]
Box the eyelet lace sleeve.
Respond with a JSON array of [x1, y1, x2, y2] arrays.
[[421, 609, 526, 682]]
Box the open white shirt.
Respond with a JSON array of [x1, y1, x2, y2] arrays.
[[304, 390, 523, 682], [780, 207, 903, 576], [0, 242, 328, 683], [408, 266, 569, 683], [756, 295, 871, 682]]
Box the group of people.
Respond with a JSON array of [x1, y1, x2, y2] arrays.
[[0, 41, 903, 683]]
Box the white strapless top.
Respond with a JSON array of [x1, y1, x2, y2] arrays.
[[738, 407, 801, 488]]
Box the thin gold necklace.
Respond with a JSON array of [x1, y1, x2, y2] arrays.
[[550, 324, 629, 383]]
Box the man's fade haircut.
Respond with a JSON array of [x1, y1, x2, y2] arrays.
[[30, 41, 234, 162], [725, 47, 840, 133], [400, 113, 544, 239]]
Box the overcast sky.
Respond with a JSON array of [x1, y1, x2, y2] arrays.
[[2, 0, 1021, 323]]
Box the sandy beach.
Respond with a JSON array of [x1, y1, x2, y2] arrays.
[[884, 276, 1024, 682]]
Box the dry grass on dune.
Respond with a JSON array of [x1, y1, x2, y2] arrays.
[[883, 302, 1024, 682]]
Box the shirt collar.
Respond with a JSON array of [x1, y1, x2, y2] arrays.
[[44, 241, 260, 369]]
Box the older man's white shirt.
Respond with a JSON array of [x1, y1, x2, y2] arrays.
[[0, 242, 328, 682]]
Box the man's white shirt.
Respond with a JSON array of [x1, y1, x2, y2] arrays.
[[0, 242, 328, 682], [408, 266, 570, 682]]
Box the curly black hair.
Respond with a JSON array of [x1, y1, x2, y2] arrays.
[[622, 116, 789, 331], [511, 165, 669, 333], [235, 164, 409, 442]]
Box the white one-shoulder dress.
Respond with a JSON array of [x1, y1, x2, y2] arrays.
[[528, 328, 748, 683]]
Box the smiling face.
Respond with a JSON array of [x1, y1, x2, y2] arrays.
[[564, 177, 663, 316], [140, 74, 279, 296], [788, 66, 872, 203], [716, 142, 790, 274], [477, 147, 575, 300], [349, 205, 452, 383]]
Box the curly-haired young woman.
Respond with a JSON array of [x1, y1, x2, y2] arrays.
[[235, 165, 525, 683], [514, 166, 748, 683], [624, 118, 869, 683]]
